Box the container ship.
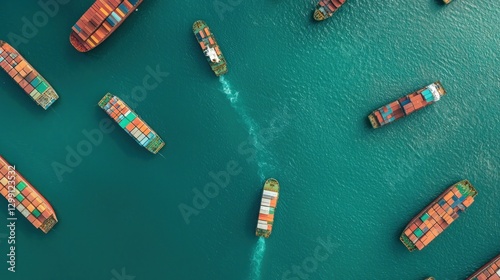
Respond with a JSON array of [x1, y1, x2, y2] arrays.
[[70, 0, 143, 52], [0, 156, 58, 234], [256, 178, 279, 238], [0, 41, 59, 109], [193, 20, 228, 76], [368, 81, 446, 129], [466, 254, 500, 280], [400, 180, 477, 252], [98, 93, 165, 154], [313, 0, 347, 21]]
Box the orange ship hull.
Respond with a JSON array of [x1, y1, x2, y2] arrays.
[[0, 156, 58, 234], [70, 0, 143, 52]]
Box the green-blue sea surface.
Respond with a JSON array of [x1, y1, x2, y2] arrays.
[[0, 0, 499, 279]]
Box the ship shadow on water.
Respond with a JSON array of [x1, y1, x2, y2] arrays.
[[433, 0, 448, 6]]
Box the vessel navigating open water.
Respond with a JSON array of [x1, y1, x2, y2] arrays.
[[0, 156, 58, 234], [400, 180, 477, 251], [0, 41, 59, 109], [368, 81, 446, 128], [256, 178, 279, 238], [98, 93, 165, 154], [193, 20, 228, 76], [70, 0, 143, 52], [466, 254, 500, 280], [313, 0, 346, 21]]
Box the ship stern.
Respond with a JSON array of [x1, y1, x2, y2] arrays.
[[313, 10, 326, 21]]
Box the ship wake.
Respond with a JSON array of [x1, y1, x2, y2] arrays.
[[219, 76, 270, 180], [250, 237, 266, 280]]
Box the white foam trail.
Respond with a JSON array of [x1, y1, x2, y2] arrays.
[[250, 237, 266, 280], [219, 76, 269, 180]]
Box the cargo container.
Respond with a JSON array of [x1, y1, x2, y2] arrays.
[[313, 0, 347, 21], [368, 81, 446, 129], [0, 41, 59, 109], [466, 254, 500, 280], [256, 178, 279, 238], [0, 156, 58, 234], [400, 180, 477, 252], [98, 93, 165, 154], [192, 20, 228, 76], [70, 0, 143, 52]]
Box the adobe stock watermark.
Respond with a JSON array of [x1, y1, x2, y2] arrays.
[[8, 0, 71, 48], [282, 236, 339, 280], [178, 107, 294, 225], [213, 0, 243, 21], [111, 268, 135, 280], [51, 65, 169, 183]]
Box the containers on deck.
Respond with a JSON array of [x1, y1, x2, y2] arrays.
[[368, 81, 446, 128], [256, 178, 280, 238], [0, 156, 58, 234], [466, 255, 500, 280], [313, 0, 347, 21], [0, 41, 59, 109], [400, 180, 477, 251], [192, 20, 228, 76], [98, 93, 165, 154], [70, 0, 143, 52]]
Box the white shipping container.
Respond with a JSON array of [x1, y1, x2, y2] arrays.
[[257, 223, 267, 230], [260, 206, 270, 214], [263, 190, 278, 197], [261, 198, 271, 206], [137, 133, 145, 141], [21, 209, 30, 217], [133, 129, 141, 138], [496, 269, 500, 276]]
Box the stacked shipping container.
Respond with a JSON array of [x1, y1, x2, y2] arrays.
[[256, 179, 280, 238], [466, 255, 500, 280], [0, 156, 58, 234], [70, 0, 143, 52], [368, 81, 446, 128], [98, 93, 165, 154], [193, 20, 228, 76], [0, 41, 59, 109], [313, 0, 347, 21], [400, 180, 477, 251]]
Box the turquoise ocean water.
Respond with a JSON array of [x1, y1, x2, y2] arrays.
[[0, 1, 499, 279]]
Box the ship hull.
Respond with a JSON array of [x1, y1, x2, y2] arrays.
[[256, 178, 279, 238], [400, 180, 477, 251], [0, 41, 59, 109], [368, 81, 446, 129], [0, 156, 58, 234], [466, 255, 500, 280], [98, 93, 165, 154], [313, 0, 346, 21], [193, 20, 228, 76], [70, 0, 143, 52]]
